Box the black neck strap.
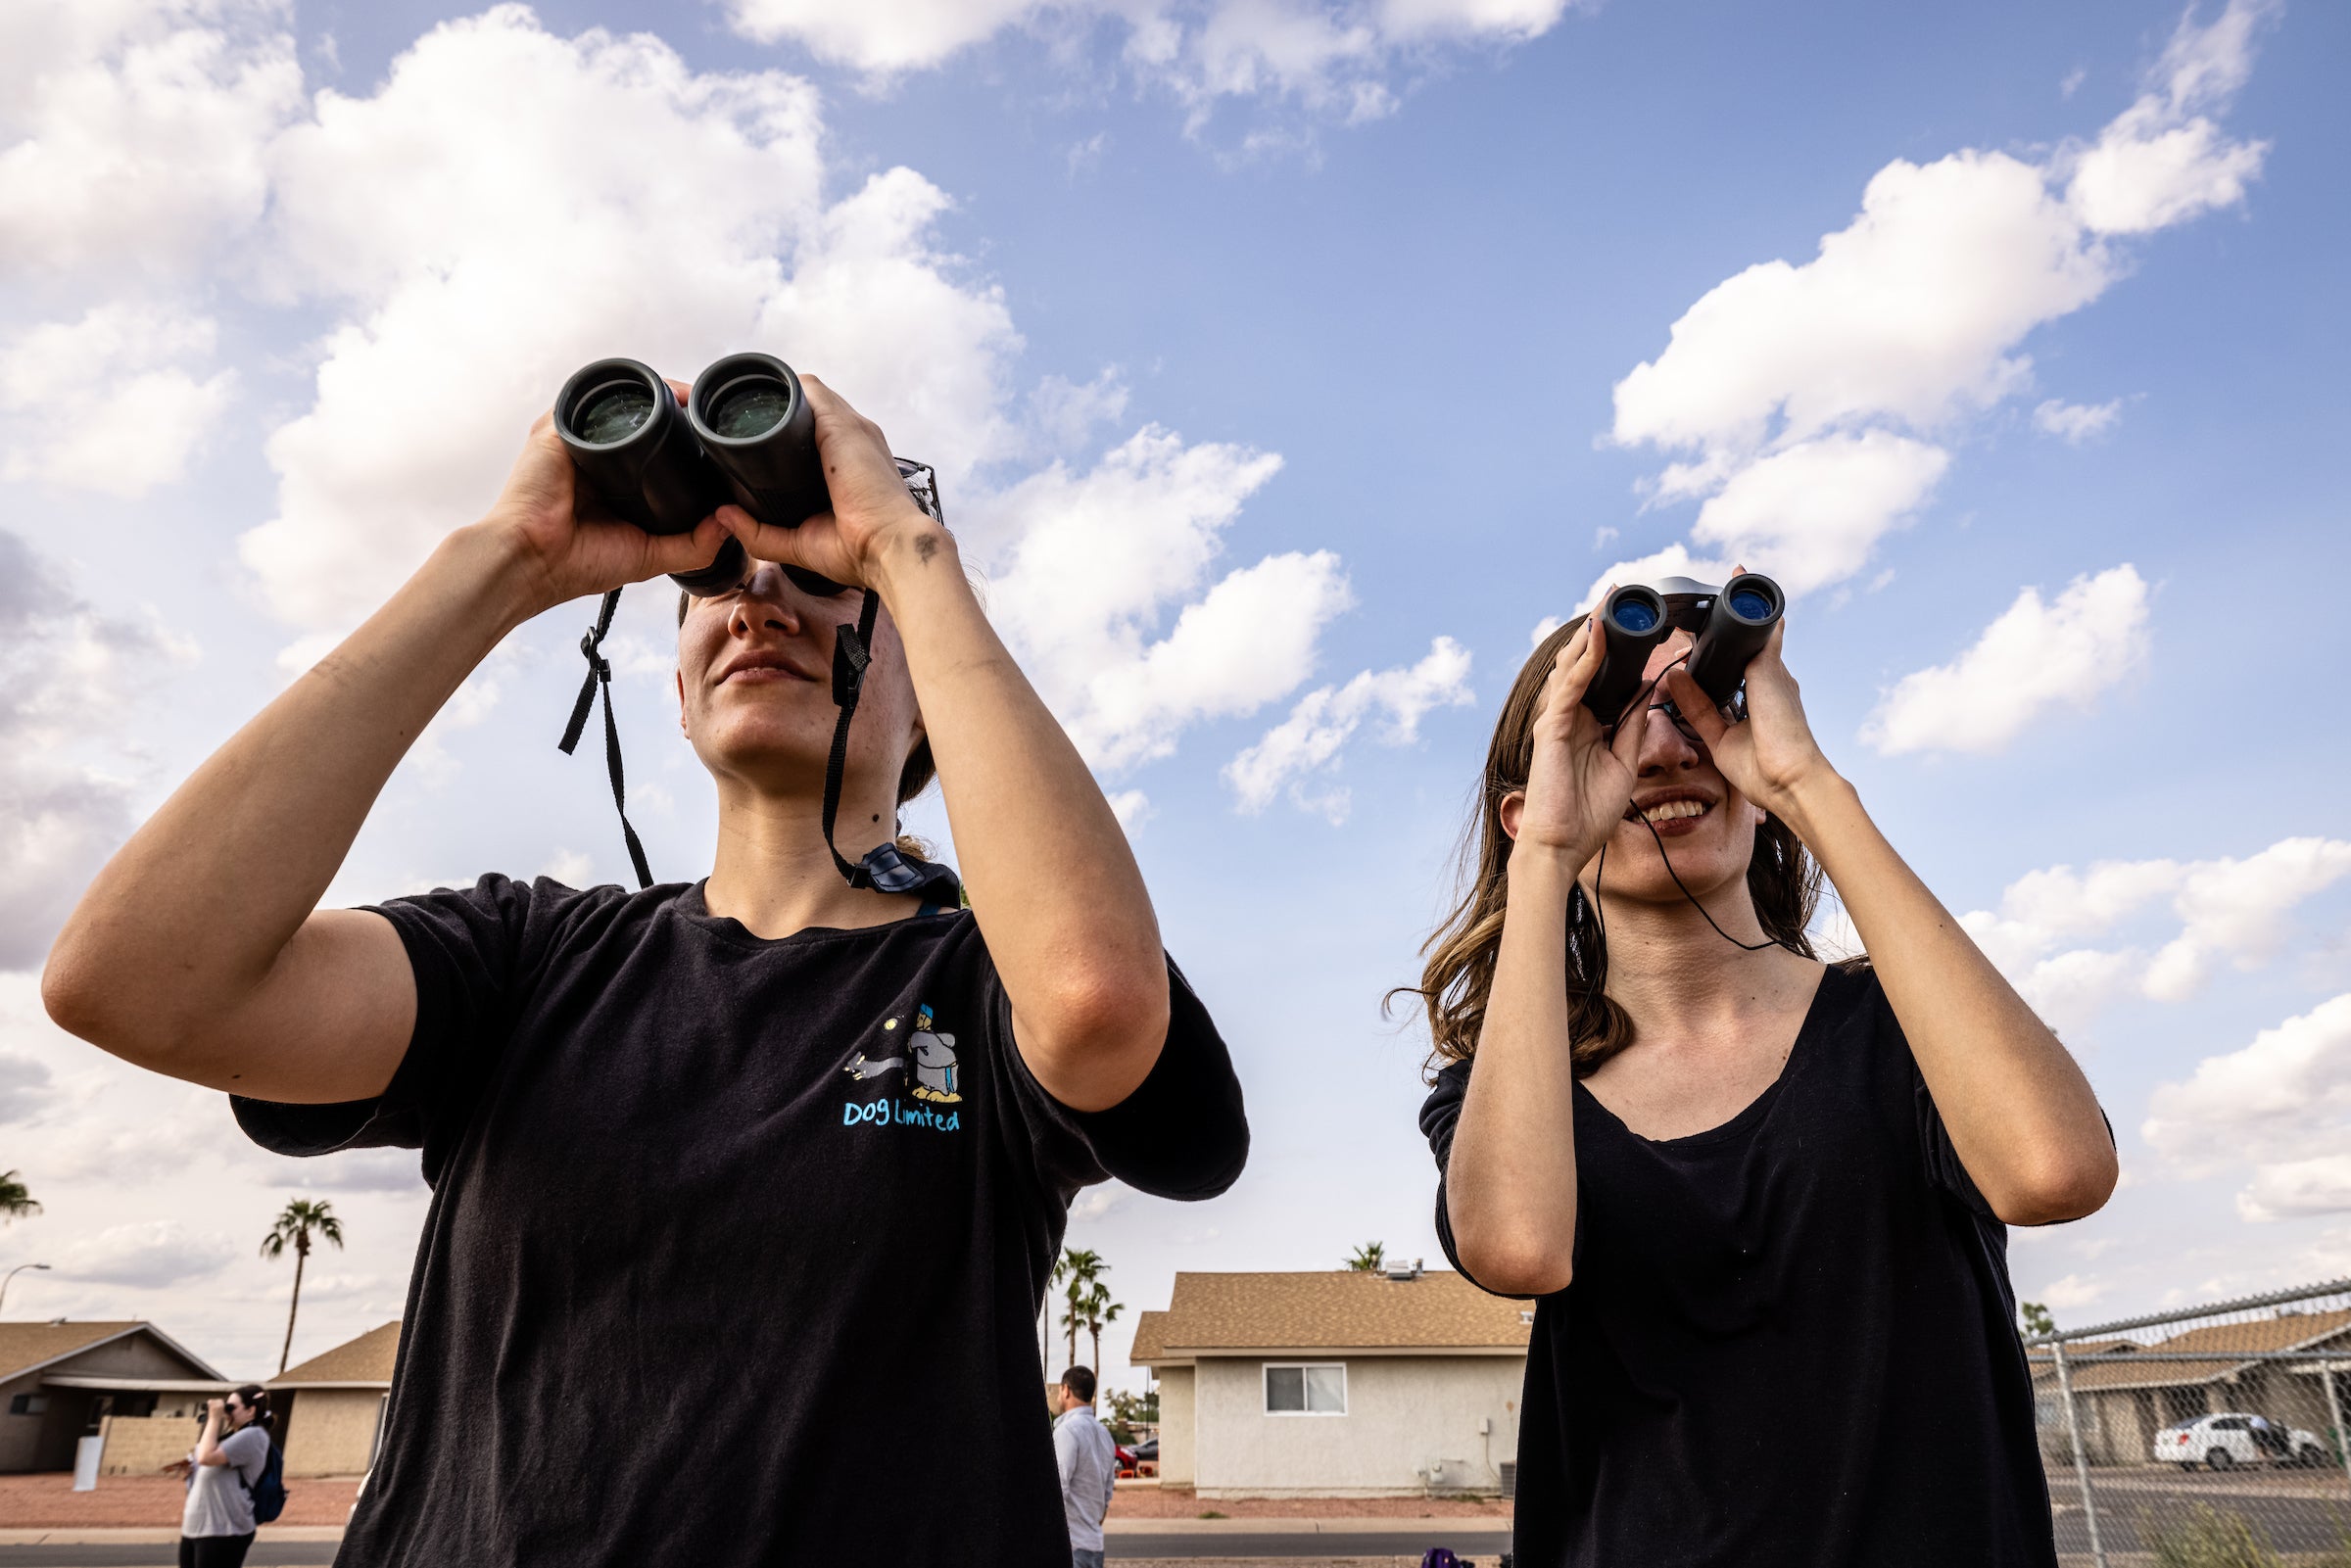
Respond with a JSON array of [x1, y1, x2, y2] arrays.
[[820, 589, 885, 887], [559, 584, 960, 905], [558, 588, 653, 889]]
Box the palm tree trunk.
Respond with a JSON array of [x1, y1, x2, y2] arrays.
[[277, 1238, 309, 1376], [1065, 1297, 1080, 1369], [1089, 1323, 1102, 1370]]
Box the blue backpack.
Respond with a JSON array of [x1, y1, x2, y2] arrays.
[[240, 1441, 289, 1525], [1419, 1552, 1462, 1568]]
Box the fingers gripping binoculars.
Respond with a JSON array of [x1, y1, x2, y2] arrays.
[[1580, 573, 1785, 730], [552, 353, 835, 594]]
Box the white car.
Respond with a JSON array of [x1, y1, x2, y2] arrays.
[[2152, 1412, 2329, 1470]]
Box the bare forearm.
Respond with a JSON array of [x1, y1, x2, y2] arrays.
[[46, 524, 537, 1055], [872, 530, 1168, 1109], [1446, 848, 1583, 1292], [1782, 773, 2115, 1222]]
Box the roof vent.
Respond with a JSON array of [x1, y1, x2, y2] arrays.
[[1384, 1259, 1424, 1282]]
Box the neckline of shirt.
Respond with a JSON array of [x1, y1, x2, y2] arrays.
[[1582, 961, 1842, 1151], [672, 879, 964, 952]]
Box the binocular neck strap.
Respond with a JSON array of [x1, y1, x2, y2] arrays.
[[558, 587, 655, 891], [821, 589, 886, 888]]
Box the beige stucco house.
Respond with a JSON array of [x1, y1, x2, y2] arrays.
[[270, 1320, 399, 1477], [1129, 1265, 1531, 1498], [0, 1320, 228, 1473], [2034, 1306, 2351, 1466]]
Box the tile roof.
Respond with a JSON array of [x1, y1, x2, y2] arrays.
[[273, 1321, 401, 1387], [1130, 1271, 1532, 1361], [0, 1321, 150, 1382], [2036, 1307, 2351, 1394]]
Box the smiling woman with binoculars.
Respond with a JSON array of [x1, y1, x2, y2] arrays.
[[43, 363, 1248, 1567], [1407, 582, 2117, 1567]]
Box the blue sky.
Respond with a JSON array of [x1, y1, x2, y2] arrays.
[[2, 0, 2346, 1389]]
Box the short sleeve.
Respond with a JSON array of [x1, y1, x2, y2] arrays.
[[987, 952, 1249, 1203], [1419, 1061, 1479, 1281], [231, 874, 542, 1173], [224, 1425, 271, 1485]]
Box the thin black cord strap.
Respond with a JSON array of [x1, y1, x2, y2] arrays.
[[558, 587, 654, 890], [819, 588, 884, 887]]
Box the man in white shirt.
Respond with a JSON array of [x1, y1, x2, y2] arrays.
[[1051, 1366, 1118, 1568]]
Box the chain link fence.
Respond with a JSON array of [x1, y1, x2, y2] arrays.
[[2028, 1276, 2351, 1565]]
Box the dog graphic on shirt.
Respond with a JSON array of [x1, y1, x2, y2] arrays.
[[844, 1005, 963, 1103]]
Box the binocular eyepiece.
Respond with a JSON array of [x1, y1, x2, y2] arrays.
[[553, 353, 832, 596], [1579, 572, 1785, 731]]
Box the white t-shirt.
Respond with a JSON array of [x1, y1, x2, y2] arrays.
[[182, 1424, 271, 1538], [1051, 1404, 1118, 1552]]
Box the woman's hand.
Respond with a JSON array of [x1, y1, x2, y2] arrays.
[[1507, 616, 1645, 865], [708, 375, 945, 596], [481, 389, 735, 618], [1663, 610, 1837, 822]]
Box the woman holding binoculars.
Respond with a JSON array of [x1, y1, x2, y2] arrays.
[[43, 371, 1248, 1567], [1410, 594, 2117, 1566]]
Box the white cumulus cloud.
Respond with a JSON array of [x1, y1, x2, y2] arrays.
[[1224, 636, 1473, 821], [57, 1219, 237, 1288], [0, 0, 303, 274], [720, 0, 1579, 133], [0, 303, 235, 496], [978, 426, 1353, 769], [1861, 564, 2150, 756], [2144, 994, 2351, 1217], [2033, 398, 2123, 442], [1601, 1, 2271, 597], [1958, 837, 2351, 1029]]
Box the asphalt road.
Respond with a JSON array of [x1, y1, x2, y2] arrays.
[[2050, 1473, 2351, 1554]]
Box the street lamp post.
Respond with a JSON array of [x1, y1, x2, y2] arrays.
[[0, 1261, 52, 1313]]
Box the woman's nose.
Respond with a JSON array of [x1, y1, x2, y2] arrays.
[[1634, 704, 1703, 774], [731, 566, 804, 635]]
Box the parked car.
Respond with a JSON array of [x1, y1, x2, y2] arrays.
[[1114, 1443, 1137, 1479], [2151, 1412, 2328, 1470], [1132, 1437, 1159, 1464]]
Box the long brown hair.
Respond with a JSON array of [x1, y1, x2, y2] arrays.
[[1394, 614, 1824, 1079]]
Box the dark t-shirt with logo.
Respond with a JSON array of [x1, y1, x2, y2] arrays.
[[234, 877, 1248, 1568]]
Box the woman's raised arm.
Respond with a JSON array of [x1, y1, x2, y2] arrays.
[[1665, 628, 2118, 1226], [43, 414, 733, 1103]]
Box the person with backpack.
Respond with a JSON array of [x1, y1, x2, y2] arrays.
[[165, 1384, 282, 1567]]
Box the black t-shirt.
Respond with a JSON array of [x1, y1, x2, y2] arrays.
[[235, 877, 1248, 1568], [1419, 963, 2061, 1568]]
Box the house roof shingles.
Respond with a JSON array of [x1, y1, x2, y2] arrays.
[[2038, 1307, 2351, 1394], [0, 1321, 150, 1382], [273, 1321, 401, 1387], [1130, 1271, 1531, 1363]]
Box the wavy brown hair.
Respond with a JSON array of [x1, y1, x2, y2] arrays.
[[1394, 614, 1825, 1079]]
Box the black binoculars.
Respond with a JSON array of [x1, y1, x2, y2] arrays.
[[552, 353, 834, 596], [1580, 572, 1785, 730]]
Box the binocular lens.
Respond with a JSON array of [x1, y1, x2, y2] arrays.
[[1611, 599, 1661, 635], [1729, 588, 1773, 621], [572, 381, 655, 446], [706, 377, 792, 441]]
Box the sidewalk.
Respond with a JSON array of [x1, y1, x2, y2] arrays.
[[0, 1473, 360, 1529]]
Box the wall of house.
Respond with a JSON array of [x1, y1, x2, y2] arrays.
[[1192, 1355, 1525, 1498], [0, 1369, 49, 1473], [281, 1389, 386, 1476], [1155, 1367, 1195, 1487], [99, 1413, 201, 1476]]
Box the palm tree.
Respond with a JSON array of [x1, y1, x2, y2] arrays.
[[262, 1199, 345, 1375], [1057, 1247, 1105, 1368], [0, 1171, 38, 1224], [1345, 1241, 1386, 1273], [1080, 1281, 1123, 1371]]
